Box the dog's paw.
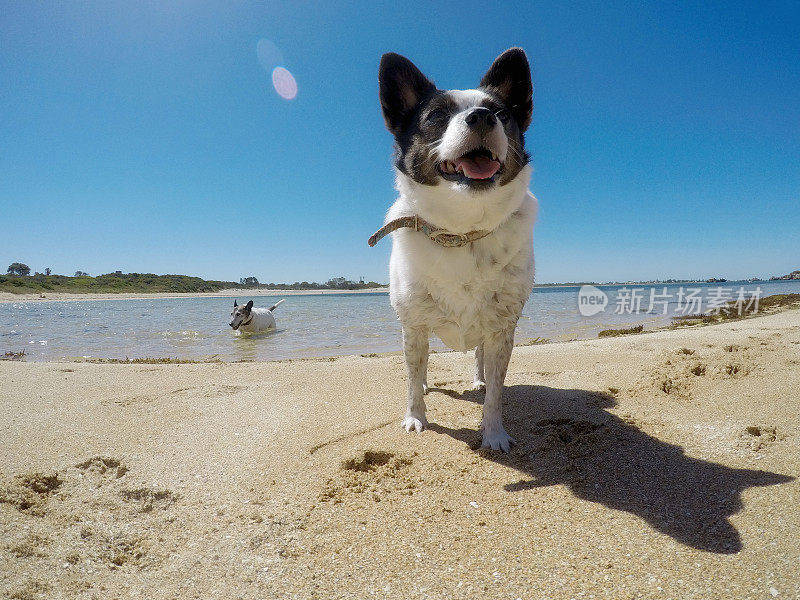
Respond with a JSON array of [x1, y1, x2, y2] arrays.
[[402, 415, 428, 433], [481, 429, 514, 453], [471, 380, 486, 391]]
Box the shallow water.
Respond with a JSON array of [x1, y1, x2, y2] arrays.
[[2, 280, 798, 362]]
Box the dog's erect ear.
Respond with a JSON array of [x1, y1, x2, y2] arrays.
[[479, 48, 532, 132], [234, 300, 238, 307], [245, 300, 253, 312], [379, 52, 436, 135]]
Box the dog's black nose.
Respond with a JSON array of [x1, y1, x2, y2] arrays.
[[465, 107, 497, 133]]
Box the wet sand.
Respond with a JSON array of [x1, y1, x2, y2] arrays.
[[1, 309, 798, 599]]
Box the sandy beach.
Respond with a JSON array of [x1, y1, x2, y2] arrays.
[[1, 309, 798, 599], [0, 288, 389, 304]]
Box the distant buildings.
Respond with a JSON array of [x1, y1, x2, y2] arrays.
[[770, 270, 800, 280]]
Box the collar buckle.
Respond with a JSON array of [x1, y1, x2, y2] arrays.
[[429, 230, 469, 247]]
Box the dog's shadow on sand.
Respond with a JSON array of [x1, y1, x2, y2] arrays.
[[427, 385, 794, 554]]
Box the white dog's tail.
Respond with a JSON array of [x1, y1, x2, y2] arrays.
[[268, 299, 285, 312]]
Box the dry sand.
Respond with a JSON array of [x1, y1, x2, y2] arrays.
[[0, 288, 387, 304], [1, 309, 799, 599]]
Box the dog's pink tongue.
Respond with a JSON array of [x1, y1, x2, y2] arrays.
[[456, 155, 500, 179]]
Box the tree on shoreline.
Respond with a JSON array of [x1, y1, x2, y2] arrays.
[[261, 277, 385, 290], [7, 262, 30, 276]]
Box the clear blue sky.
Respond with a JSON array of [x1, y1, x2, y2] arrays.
[[2, 1, 798, 284]]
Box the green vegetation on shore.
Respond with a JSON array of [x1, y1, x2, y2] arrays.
[[598, 324, 644, 337], [671, 293, 800, 327], [0, 270, 388, 295], [597, 294, 800, 338], [0, 273, 238, 295], [76, 356, 221, 364]]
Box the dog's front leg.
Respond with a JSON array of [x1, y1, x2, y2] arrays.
[[401, 325, 429, 433], [480, 326, 515, 452]]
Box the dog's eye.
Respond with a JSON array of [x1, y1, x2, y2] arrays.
[[496, 109, 510, 123], [426, 108, 448, 123]]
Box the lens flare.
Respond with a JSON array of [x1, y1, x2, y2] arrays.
[[256, 39, 284, 72], [272, 66, 298, 100]]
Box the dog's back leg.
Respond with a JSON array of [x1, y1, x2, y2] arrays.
[[401, 326, 429, 433], [473, 343, 486, 391]]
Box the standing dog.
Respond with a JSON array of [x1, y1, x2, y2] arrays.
[[371, 48, 537, 452], [229, 299, 285, 333]]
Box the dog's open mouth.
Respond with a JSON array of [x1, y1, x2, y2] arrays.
[[439, 147, 502, 182]]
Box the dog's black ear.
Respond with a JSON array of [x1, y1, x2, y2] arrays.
[[234, 300, 238, 307], [479, 48, 532, 132], [379, 52, 436, 136], [245, 300, 253, 311]]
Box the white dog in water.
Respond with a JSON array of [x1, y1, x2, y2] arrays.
[[371, 48, 537, 452], [229, 299, 285, 333]]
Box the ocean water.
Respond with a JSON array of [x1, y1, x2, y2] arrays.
[[2, 280, 799, 362]]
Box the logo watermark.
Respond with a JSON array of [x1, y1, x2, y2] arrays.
[[578, 285, 609, 316], [578, 286, 762, 317]]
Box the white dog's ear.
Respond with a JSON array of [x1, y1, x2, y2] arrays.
[[379, 52, 436, 135], [245, 300, 253, 311], [234, 300, 238, 307], [479, 48, 532, 131]]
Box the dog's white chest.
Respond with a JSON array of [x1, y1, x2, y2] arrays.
[[388, 189, 537, 351]]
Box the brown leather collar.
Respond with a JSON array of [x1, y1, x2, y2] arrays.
[[368, 215, 491, 248]]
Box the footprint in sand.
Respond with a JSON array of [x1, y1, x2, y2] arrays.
[[104, 394, 156, 407], [722, 362, 749, 377], [5, 532, 51, 559], [319, 450, 416, 504], [533, 418, 611, 458], [689, 364, 707, 376], [99, 531, 149, 568], [739, 425, 783, 452], [0, 471, 63, 515], [650, 342, 758, 400], [75, 456, 129, 480], [119, 487, 178, 513], [171, 383, 247, 398]]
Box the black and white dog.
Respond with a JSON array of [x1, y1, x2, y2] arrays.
[[372, 48, 537, 452], [229, 299, 285, 333]]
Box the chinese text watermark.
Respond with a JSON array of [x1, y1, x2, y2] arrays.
[[578, 285, 762, 317]]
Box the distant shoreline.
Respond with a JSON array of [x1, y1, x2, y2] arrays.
[[1, 280, 791, 304], [0, 287, 389, 304]]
